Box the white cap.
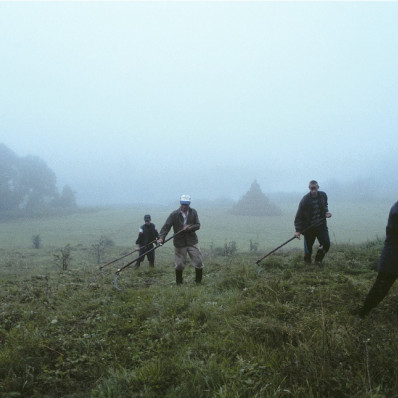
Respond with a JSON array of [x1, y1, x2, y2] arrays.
[[180, 194, 191, 205]]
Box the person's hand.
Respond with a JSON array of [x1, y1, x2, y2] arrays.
[[183, 224, 191, 231], [295, 232, 301, 239], [326, 212, 332, 218], [135, 244, 140, 250], [157, 238, 163, 245]]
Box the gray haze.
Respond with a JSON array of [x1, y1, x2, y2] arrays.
[[1, 2, 398, 206]]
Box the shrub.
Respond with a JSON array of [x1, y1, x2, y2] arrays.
[[31, 234, 41, 249], [53, 244, 72, 270], [91, 235, 115, 264]]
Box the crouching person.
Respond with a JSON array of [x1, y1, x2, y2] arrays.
[[158, 195, 204, 285]]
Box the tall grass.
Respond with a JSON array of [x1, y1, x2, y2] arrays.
[[1, 230, 398, 397]]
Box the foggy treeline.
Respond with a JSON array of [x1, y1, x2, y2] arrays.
[[1, 142, 395, 216], [0, 143, 76, 215]]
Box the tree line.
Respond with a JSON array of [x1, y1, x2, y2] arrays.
[[0, 143, 76, 213]]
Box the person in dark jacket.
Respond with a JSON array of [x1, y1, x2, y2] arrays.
[[294, 180, 332, 264], [135, 214, 159, 268], [358, 201, 398, 318], [158, 194, 204, 285]]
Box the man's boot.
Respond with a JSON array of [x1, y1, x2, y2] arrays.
[[176, 270, 183, 285], [149, 261, 155, 268], [315, 248, 325, 264], [304, 254, 312, 264], [195, 268, 202, 284]]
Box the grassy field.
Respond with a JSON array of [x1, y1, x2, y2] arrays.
[[1, 200, 397, 397], [0, 200, 389, 251]]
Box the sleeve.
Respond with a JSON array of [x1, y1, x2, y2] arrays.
[[152, 224, 160, 239], [387, 205, 398, 236], [189, 209, 201, 232], [135, 227, 143, 245], [323, 193, 329, 213], [294, 199, 305, 233], [390, 213, 398, 233], [159, 213, 173, 240]]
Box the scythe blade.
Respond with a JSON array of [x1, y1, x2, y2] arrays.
[[113, 273, 122, 290]]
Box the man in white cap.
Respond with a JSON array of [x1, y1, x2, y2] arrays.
[[158, 194, 204, 285]]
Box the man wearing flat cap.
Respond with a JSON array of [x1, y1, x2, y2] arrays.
[[135, 214, 159, 268]]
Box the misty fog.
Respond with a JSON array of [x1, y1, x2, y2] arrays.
[[1, 2, 397, 207]]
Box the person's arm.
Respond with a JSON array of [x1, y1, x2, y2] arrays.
[[324, 193, 332, 218], [391, 213, 398, 231], [386, 203, 398, 236], [294, 198, 305, 238], [136, 227, 143, 248], [153, 225, 160, 240], [186, 209, 200, 231], [158, 213, 174, 243]]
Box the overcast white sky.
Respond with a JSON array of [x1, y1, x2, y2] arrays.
[[1, 1, 397, 205]]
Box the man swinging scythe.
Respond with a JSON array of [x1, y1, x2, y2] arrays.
[[158, 194, 204, 285]]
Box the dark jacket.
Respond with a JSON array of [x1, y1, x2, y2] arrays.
[[294, 191, 329, 233], [378, 201, 398, 275], [159, 207, 200, 248], [136, 223, 159, 247]]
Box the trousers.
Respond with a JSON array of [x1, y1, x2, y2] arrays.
[[304, 225, 330, 256], [174, 244, 204, 271], [359, 272, 398, 317]]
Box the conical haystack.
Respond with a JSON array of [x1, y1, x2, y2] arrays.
[[230, 180, 282, 216]]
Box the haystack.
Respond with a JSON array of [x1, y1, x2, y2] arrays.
[[230, 180, 282, 216]]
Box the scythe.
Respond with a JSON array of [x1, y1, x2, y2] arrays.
[[113, 227, 187, 290]]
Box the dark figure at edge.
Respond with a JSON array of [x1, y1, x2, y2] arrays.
[[358, 200, 398, 318]]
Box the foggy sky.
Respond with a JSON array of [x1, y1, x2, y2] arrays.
[[1, 2, 398, 206]]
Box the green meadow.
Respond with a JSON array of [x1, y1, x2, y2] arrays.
[[1, 200, 397, 397], [0, 200, 389, 251]]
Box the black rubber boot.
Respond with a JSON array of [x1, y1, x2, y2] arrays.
[[176, 270, 183, 285], [315, 249, 325, 264], [195, 268, 202, 284], [149, 261, 155, 268], [304, 254, 312, 264]]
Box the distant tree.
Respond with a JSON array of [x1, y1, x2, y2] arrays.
[[53, 185, 77, 208], [230, 180, 282, 216], [0, 144, 20, 210], [0, 143, 77, 213], [324, 178, 379, 201], [17, 155, 58, 209], [32, 234, 42, 249]]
